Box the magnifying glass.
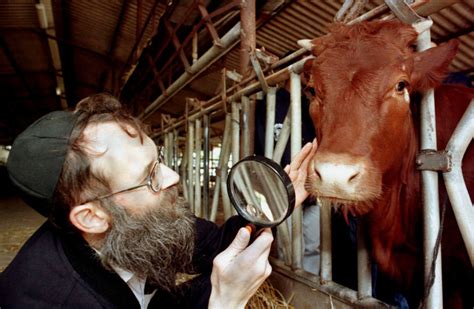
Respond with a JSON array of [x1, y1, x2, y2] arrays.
[[227, 155, 295, 237]]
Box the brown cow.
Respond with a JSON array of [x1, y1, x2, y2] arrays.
[[300, 20, 473, 307]]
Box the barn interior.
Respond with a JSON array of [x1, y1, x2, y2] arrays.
[[0, 0, 473, 307]]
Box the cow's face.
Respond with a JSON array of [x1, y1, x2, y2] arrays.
[[300, 21, 458, 215]]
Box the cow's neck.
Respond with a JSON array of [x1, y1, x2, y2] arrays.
[[367, 121, 422, 285]]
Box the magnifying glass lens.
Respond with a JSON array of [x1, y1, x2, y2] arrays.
[[227, 156, 295, 228]]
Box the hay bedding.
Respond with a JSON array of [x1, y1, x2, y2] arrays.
[[246, 280, 293, 309], [176, 274, 292, 308]]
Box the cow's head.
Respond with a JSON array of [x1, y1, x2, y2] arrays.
[[300, 20, 458, 215]]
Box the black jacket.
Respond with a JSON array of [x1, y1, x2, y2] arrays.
[[0, 216, 245, 308]]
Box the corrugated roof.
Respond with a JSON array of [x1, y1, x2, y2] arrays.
[[0, 0, 473, 144]]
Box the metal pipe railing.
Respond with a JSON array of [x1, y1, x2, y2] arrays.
[[357, 220, 372, 298], [241, 96, 252, 157], [152, 57, 311, 138], [264, 87, 276, 159], [203, 114, 210, 219], [273, 112, 290, 165], [187, 121, 195, 212], [194, 118, 202, 217], [210, 114, 233, 221], [290, 71, 303, 270], [232, 101, 240, 164], [140, 22, 242, 120], [418, 26, 444, 309], [443, 99, 474, 266], [320, 199, 333, 283], [220, 114, 233, 219]]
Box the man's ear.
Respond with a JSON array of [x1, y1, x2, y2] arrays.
[[69, 202, 110, 234]]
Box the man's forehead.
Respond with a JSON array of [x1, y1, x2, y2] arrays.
[[82, 121, 156, 187], [83, 121, 155, 159]]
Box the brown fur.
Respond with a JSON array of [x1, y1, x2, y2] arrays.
[[305, 20, 473, 307]]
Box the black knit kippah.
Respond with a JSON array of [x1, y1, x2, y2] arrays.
[[7, 111, 80, 217]]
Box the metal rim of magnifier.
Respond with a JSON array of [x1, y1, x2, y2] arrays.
[[227, 155, 296, 228]]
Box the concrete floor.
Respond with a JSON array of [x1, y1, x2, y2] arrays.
[[0, 196, 45, 272]]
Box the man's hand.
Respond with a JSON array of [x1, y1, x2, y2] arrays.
[[208, 227, 273, 309], [284, 138, 318, 208]]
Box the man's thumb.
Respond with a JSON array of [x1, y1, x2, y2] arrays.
[[222, 227, 250, 258]]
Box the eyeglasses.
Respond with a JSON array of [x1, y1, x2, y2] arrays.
[[84, 147, 165, 203]]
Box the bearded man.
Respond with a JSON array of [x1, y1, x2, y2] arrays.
[[0, 93, 316, 308]]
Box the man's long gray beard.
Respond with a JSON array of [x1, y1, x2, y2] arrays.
[[98, 187, 195, 293]]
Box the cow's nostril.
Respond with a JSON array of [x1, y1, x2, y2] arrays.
[[348, 172, 360, 183]]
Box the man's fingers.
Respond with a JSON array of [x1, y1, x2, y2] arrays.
[[300, 138, 318, 171], [245, 229, 273, 258], [217, 227, 251, 261], [291, 142, 312, 168]]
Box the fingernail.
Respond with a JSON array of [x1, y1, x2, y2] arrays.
[[244, 225, 253, 234]]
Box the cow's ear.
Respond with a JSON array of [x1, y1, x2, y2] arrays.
[[411, 40, 459, 91]]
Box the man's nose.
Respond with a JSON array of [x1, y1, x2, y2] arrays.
[[160, 164, 180, 189]]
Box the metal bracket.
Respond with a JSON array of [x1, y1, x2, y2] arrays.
[[250, 52, 269, 94], [416, 149, 452, 172], [226, 70, 242, 82], [255, 48, 278, 67], [384, 0, 424, 24]]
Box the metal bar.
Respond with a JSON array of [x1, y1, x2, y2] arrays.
[[180, 136, 189, 201], [164, 129, 170, 165], [418, 27, 444, 309], [118, 0, 161, 81], [240, 0, 256, 79], [99, 0, 128, 90], [192, 32, 198, 64], [241, 96, 251, 157], [210, 113, 232, 221], [154, 57, 310, 137], [220, 114, 233, 219], [290, 71, 303, 270], [203, 114, 210, 219], [131, 1, 240, 97], [250, 52, 269, 94], [173, 129, 178, 172], [169, 131, 175, 167], [320, 200, 333, 282], [164, 20, 191, 72], [348, 4, 387, 24], [272, 107, 292, 267], [198, 3, 222, 46], [443, 100, 474, 266], [140, 22, 242, 119], [194, 118, 202, 217], [357, 220, 372, 298], [264, 87, 276, 159], [273, 113, 290, 165], [432, 25, 474, 44], [231, 101, 240, 164], [187, 121, 195, 211]]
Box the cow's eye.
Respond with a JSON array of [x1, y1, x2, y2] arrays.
[[395, 80, 409, 93]]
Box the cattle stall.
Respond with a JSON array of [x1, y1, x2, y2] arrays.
[[0, 0, 472, 308], [146, 1, 474, 308]]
